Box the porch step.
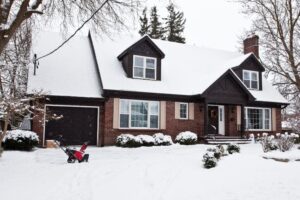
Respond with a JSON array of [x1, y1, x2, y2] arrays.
[[204, 135, 251, 144]]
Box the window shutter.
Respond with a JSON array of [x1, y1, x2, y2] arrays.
[[175, 102, 180, 119], [160, 101, 166, 129], [272, 108, 276, 131], [113, 98, 119, 129], [188, 103, 194, 120]]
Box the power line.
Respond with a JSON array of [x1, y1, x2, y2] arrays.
[[36, 0, 109, 61]]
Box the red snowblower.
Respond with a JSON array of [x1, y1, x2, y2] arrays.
[[55, 136, 89, 163]]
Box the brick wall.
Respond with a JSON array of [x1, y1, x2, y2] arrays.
[[32, 109, 45, 146], [226, 105, 240, 136], [102, 98, 204, 146]]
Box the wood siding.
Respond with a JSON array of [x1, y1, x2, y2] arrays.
[[119, 39, 163, 80]]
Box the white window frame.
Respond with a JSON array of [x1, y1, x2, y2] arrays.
[[133, 55, 157, 80], [179, 103, 189, 120], [243, 70, 259, 90], [119, 99, 160, 129], [244, 107, 271, 131]]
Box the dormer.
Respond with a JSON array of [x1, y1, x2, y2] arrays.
[[233, 35, 265, 91], [117, 36, 165, 81]]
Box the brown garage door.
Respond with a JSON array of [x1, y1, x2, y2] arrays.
[[45, 106, 98, 145]]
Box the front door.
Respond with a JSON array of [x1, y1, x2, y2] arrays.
[[208, 106, 218, 134], [208, 105, 225, 135]]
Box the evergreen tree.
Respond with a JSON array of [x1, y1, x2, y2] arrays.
[[149, 6, 165, 39], [139, 7, 150, 36], [165, 3, 186, 43]]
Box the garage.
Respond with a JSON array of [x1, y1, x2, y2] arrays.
[[45, 105, 99, 145]]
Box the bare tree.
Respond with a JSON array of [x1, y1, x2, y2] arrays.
[[0, 0, 142, 55], [237, 0, 300, 101]]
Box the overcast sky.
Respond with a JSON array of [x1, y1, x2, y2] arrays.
[[40, 1, 252, 53], [139, 0, 252, 52]]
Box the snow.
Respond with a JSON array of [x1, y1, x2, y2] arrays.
[[263, 148, 300, 161], [27, 32, 103, 98], [90, 33, 288, 104], [91, 33, 242, 96], [28, 32, 288, 104], [1, 144, 300, 200], [3, 130, 39, 142], [175, 131, 198, 141]]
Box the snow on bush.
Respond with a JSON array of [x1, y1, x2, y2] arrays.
[[153, 133, 173, 146], [116, 134, 142, 148], [227, 143, 240, 154], [2, 130, 39, 151], [260, 132, 299, 152], [202, 151, 217, 169], [207, 147, 222, 160], [260, 133, 278, 152], [137, 135, 155, 146], [175, 131, 197, 145], [116, 133, 173, 147], [277, 133, 299, 152]]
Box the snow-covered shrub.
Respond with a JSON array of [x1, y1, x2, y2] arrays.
[[2, 130, 39, 151], [153, 133, 173, 146], [207, 147, 221, 160], [137, 135, 155, 146], [260, 134, 278, 153], [227, 143, 240, 154], [116, 134, 142, 148], [277, 133, 298, 152], [202, 152, 217, 169], [175, 131, 198, 145]]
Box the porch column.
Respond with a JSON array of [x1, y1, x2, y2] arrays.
[[204, 100, 208, 135], [241, 104, 245, 137]]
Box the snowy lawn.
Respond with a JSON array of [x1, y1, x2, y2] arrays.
[[1, 144, 300, 200]]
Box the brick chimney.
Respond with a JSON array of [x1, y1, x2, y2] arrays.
[[243, 35, 259, 58]]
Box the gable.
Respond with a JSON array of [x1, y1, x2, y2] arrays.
[[118, 36, 165, 60], [202, 70, 255, 104], [117, 36, 164, 80], [232, 55, 264, 90]]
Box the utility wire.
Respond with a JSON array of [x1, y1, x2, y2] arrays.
[[36, 0, 109, 61]]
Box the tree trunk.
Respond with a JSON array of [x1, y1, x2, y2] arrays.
[[0, 118, 9, 157]]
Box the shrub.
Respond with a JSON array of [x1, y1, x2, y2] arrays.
[[116, 134, 142, 148], [137, 135, 155, 146], [2, 130, 39, 151], [216, 144, 228, 156], [277, 133, 298, 152], [227, 143, 240, 154], [260, 133, 278, 152], [153, 133, 173, 146], [203, 152, 217, 169], [175, 131, 197, 145], [207, 147, 221, 160]]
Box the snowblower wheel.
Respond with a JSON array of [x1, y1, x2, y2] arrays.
[[67, 158, 76, 163]]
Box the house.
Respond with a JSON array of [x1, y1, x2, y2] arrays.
[[27, 32, 289, 146]]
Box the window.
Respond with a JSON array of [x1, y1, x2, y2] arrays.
[[119, 99, 159, 129], [244, 107, 271, 130], [133, 55, 157, 80], [243, 70, 259, 90], [179, 103, 188, 119]]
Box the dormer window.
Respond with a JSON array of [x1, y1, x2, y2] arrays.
[[243, 70, 259, 90], [133, 55, 157, 80]]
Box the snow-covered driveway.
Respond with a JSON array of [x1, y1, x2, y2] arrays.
[[1, 144, 300, 200]]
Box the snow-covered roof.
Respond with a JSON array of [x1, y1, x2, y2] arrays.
[[90, 34, 288, 104], [27, 32, 103, 98], [27, 32, 288, 104]]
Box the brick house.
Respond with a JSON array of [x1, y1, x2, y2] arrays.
[[27, 32, 288, 146]]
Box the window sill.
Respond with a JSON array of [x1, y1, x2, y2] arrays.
[[246, 129, 272, 132], [117, 128, 161, 131]]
